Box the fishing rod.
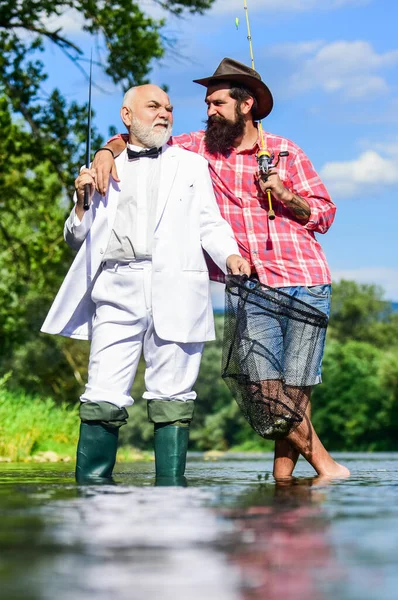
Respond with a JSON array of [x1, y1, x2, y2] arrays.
[[83, 52, 93, 211], [239, 0, 288, 220]]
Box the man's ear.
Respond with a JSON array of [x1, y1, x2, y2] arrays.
[[239, 96, 254, 116], [120, 106, 132, 128]]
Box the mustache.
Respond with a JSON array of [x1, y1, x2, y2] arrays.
[[206, 115, 230, 126], [152, 119, 170, 128]]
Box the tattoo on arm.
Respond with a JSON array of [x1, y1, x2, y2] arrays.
[[283, 193, 311, 222]]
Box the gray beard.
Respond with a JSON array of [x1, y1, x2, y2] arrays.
[[130, 116, 172, 148]]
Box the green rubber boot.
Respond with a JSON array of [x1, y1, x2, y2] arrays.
[[147, 399, 194, 479], [155, 475, 188, 487], [154, 422, 190, 478], [75, 422, 119, 483]]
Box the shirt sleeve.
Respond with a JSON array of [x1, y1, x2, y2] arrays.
[[290, 149, 336, 234], [108, 133, 129, 143], [107, 132, 203, 152], [168, 133, 199, 151], [63, 192, 93, 251]]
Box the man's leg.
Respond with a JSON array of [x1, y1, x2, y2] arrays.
[[283, 407, 350, 479], [273, 392, 311, 479], [142, 325, 204, 481], [272, 284, 350, 479], [76, 262, 148, 482], [76, 403, 128, 482]]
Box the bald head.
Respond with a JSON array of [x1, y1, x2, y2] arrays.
[[122, 84, 171, 111]]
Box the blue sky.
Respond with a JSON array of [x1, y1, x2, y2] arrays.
[[39, 0, 398, 306]]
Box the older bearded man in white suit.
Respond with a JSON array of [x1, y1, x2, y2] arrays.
[[41, 84, 250, 483]]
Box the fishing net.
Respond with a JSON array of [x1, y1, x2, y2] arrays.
[[222, 275, 329, 440]]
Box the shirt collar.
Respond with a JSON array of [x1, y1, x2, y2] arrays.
[[127, 142, 149, 152], [231, 126, 262, 155]]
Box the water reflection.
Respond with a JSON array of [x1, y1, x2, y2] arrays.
[[0, 464, 240, 600], [223, 478, 339, 600], [1, 456, 398, 600]]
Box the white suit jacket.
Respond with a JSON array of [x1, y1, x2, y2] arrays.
[[41, 145, 240, 343]]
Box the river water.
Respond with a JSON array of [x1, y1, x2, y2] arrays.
[[1, 453, 397, 600]]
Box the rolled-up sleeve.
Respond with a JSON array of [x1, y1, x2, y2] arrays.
[[291, 149, 336, 234]]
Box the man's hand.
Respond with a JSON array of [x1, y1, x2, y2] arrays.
[[257, 169, 287, 200], [92, 138, 126, 195], [226, 254, 251, 276], [74, 168, 96, 221], [257, 170, 311, 223]]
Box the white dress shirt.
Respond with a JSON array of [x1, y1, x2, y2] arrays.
[[104, 143, 161, 261]]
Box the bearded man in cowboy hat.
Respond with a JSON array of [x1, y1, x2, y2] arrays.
[[92, 58, 350, 480]]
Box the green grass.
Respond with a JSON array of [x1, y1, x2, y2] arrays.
[[0, 376, 154, 462], [0, 375, 79, 461]]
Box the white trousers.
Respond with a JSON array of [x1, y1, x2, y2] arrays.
[[80, 261, 204, 409]]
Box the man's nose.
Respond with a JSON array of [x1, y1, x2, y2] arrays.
[[207, 104, 217, 117], [158, 106, 171, 120]]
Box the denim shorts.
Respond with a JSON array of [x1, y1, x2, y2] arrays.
[[240, 283, 331, 386]]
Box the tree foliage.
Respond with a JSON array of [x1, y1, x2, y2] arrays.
[[328, 279, 398, 347], [312, 340, 398, 450]]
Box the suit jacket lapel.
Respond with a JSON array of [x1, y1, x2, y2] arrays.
[[155, 145, 178, 230]]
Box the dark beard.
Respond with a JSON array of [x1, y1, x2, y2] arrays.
[[204, 111, 245, 156]]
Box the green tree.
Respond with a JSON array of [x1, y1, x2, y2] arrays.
[[0, 97, 92, 397], [329, 280, 398, 347], [312, 340, 398, 450]]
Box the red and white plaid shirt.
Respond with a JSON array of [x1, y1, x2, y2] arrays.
[[117, 130, 335, 287]]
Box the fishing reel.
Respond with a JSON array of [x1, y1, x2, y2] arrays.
[[256, 150, 289, 220], [257, 149, 289, 180]]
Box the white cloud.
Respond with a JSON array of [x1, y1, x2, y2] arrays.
[[289, 40, 398, 99], [332, 268, 398, 301], [270, 41, 324, 58], [320, 150, 398, 198], [212, 0, 369, 15], [364, 140, 398, 156], [41, 9, 86, 35]]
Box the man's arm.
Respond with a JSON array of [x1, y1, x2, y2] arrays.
[[195, 156, 250, 276], [64, 168, 96, 251], [92, 131, 203, 195], [92, 136, 127, 195], [258, 171, 311, 224], [258, 148, 335, 232]]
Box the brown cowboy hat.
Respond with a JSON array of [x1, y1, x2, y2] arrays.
[[193, 57, 273, 120]]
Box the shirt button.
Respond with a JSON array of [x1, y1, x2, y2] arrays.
[[100, 248, 104, 254]]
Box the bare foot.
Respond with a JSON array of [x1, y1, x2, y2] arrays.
[[316, 462, 350, 480]]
